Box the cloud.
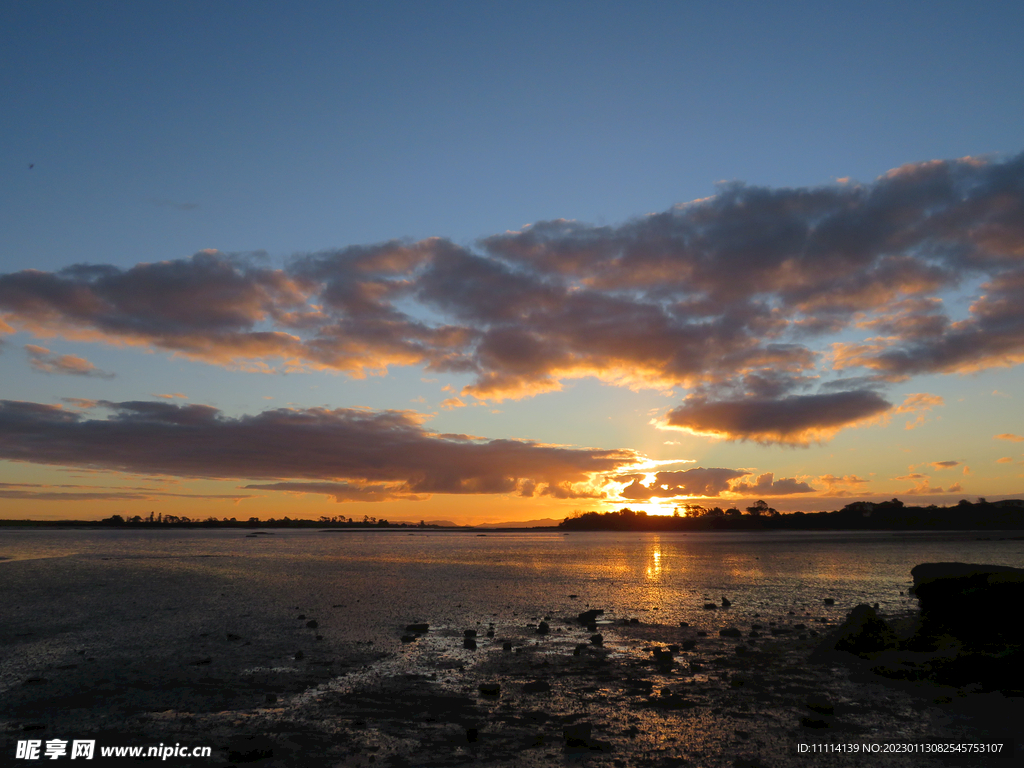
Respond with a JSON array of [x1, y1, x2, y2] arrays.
[[817, 473, 868, 497], [0, 399, 642, 502], [729, 472, 815, 496], [894, 392, 944, 429], [24, 344, 114, 378], [929, 460, 960, 470], [996, 433, 1024, 442], [660, 390, 892, 446], [0, 152, 1022, 420], [996, 456, 1014, 463], [616, 467, 748, 500]]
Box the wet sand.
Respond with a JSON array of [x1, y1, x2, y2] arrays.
[[2, 540, 1021, 766]]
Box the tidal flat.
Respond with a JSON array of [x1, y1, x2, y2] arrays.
[[2, 529, 1022, 766]]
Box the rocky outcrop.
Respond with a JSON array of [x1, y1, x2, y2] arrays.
[[910, 562, 1024, 647], [811, 604, 897, 660]]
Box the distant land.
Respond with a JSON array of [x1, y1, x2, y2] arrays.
[[3, 500, 1023, 531]]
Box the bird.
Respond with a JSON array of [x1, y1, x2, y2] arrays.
[[28, 164, 34, 169]]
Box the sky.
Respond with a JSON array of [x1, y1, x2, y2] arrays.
[[1, 1, 1023, 524]]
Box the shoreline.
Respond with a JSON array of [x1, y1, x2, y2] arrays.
[[4, 601, 1020, 767]]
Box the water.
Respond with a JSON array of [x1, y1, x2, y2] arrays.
[[2, 528, 1023, 695]]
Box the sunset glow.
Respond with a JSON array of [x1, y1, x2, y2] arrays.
[[2, 3, 1022, 524]]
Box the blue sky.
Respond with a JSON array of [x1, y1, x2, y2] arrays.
[[2, 1, 1022, 522]]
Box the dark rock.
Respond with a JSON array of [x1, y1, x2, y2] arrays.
[[719, 627, 743, 638], [679, 621, 689, 627], [812, 604, 897, 659], [537, 621, 550, 635], [305, 620, 318, 629], [405, 623, 429, 633], [463, 638, 477, 650], [703, 602, 718, 610], [682, 639, 697, 651], [628, 617, 641, 625], [293, 651, 304, 660], [464, 629, 477, 638], [523, 680, 551, 693], [400, 635, 417, 644], [721, 596, 732, 607], [911, 562, 1024, 646], [590, 633, 603, 646], [466, 728, 479, 743], [805, 695, 834, 715], [226, 632, 242, 641], [823, 598, 835, 605], [800, 716, 830, 729], [478, 682, 500, 696], [503, 641, 513, 651], [265, 693, 277, 704], [486, 629, 495, 637], [578, 609, 604, 624]]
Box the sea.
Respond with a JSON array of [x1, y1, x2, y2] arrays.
[[3, 528, 1022, 649]]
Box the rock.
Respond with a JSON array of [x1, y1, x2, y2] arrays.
[[400, 635, 417, 644], [719, 627, 743, 638], [628, 617, 641, 625], [486, 629, 495, 637], [265, 693, 277, 704], [682, 639, 697, 651], [578, 609, 604, 624], [478, 682, 500, 696], [523, 679, 551, 693], [293, 651, 304, 660], [226, 632, 242, 641], [721, 596, 732, 607], [805, 694, 834, 715], [812, 604, 897, 660], [703, 603, 718, 610], [911, 562, 1024, 645], [503, 641, 513, 651], [589, 633, 603, 646], [305, 620, 318, 629], [537, 621, 550, 635], [405, 623, 429, 633], [823, 598, 835, 605], [679, 621, 689, 627], [466, 728, 479, 743], [463, 637, 477, 650], [464, 629, 477, 638]]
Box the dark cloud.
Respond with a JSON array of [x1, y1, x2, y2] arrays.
[[729, 471, 815, 496], [0, 399, 640, 501], [662, 390, 892, 446], [617, 467, 748, 500], [1, 153, 1022, 439]]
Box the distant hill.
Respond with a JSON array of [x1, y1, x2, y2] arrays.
[[474, 518, 564, 529]]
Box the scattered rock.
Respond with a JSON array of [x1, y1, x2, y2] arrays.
[[812, 604, 897, 659]]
